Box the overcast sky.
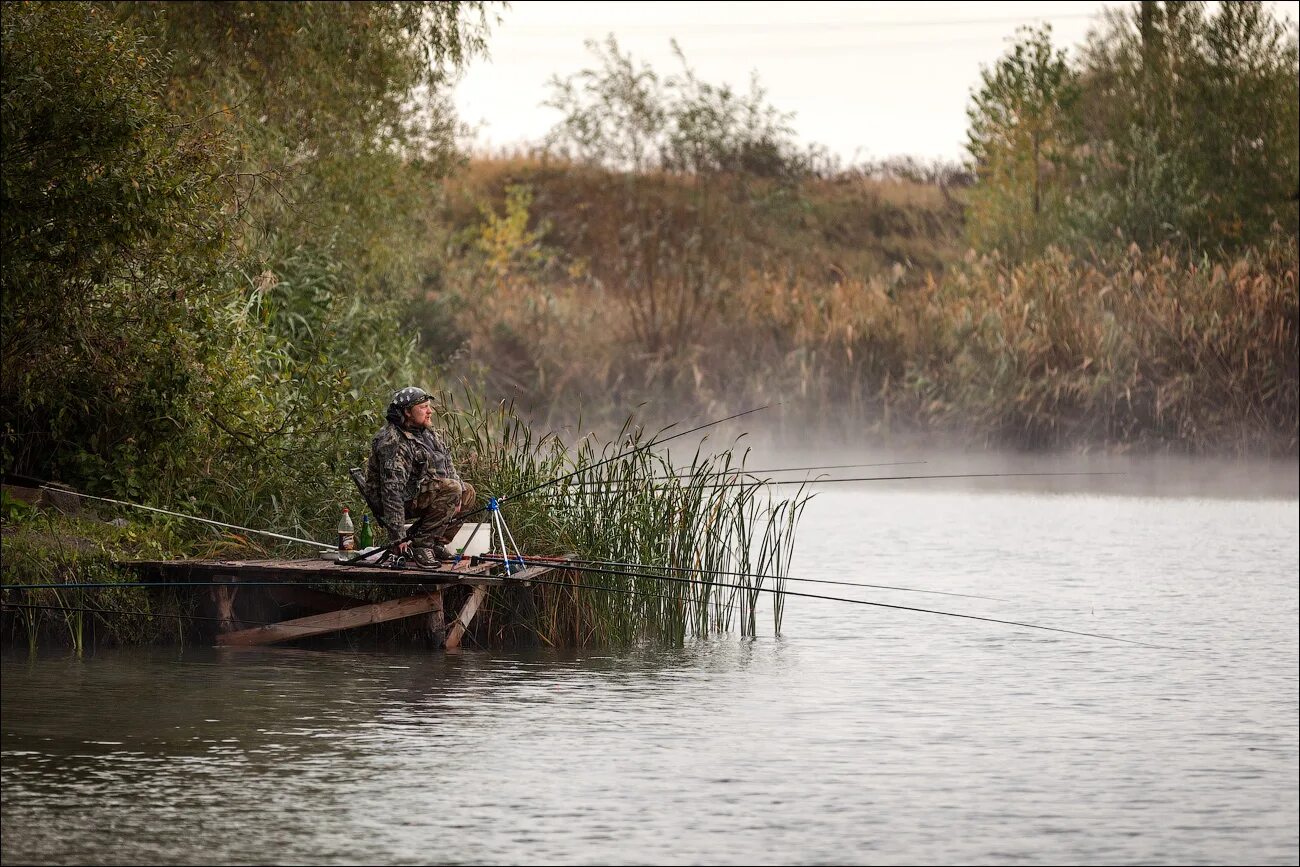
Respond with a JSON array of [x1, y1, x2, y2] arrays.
[[452, 0, 1300, 167]]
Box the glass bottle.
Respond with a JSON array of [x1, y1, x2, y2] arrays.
[[337, 507, 356, 552]]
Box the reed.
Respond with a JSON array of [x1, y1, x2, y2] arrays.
[[438, 391, 812, 646]]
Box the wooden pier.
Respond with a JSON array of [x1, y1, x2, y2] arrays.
[[122, 557, 557, 649]]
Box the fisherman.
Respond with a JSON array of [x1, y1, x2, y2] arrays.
[[364, 387, 475, 566]]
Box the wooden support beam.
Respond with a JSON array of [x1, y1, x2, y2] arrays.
[[442, 563, 557, 649], [444, 586, 486, 650], [216, 591, 444, 647]]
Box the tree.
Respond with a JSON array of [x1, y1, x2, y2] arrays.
[[1, 2, 234, 486], [544, 36, 808, 180], [1, 1, 498, 514], [965, 25, 1080, 257], [1074, 0, 1297, 248], [117, 1, 498, 292]]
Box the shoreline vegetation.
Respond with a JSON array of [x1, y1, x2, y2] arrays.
[[2, 2, 1296, 649], [442, 157, 1297, 456], [2, 397, 809, 653]]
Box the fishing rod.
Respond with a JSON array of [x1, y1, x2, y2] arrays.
[[0, 557, 1006, 601], [479, 554, 1005, 601], [3, 579, 464, 591], [476, 557, 1173, 650], [20, 480, 463, 570], [488, 402, 775, 508], [32, 485, 329, 550], [23, 479, 416, 571], [541, 470, 1126, 494], [659, 460, 928, 479]]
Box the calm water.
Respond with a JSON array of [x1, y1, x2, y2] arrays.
[[3, 487, 1298, 865]]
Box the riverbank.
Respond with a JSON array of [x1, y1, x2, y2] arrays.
[[436, 158, 1298, 457]]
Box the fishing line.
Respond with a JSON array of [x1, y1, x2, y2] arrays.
[[2, 561, 1004, 602], [660, 460, 928, 479], [385, 402, 776, 556], [477, 557, 1173, 649], [32, 485, 327, 550], [483, 554, 1006, 601]]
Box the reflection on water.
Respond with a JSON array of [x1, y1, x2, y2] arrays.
[[3, 490, 1298, 865]]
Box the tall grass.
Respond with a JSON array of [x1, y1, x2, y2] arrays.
[[0, 513, 196, 651], [440, 391, 811, 646]]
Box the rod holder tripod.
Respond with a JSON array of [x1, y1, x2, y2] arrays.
[[485, 497, 527, 578]]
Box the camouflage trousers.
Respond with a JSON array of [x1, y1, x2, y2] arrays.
[[405, 474, 476, 547]]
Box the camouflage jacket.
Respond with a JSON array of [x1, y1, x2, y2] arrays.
[[364, 422, 460, 536]]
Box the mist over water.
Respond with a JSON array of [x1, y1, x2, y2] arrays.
[[3, 479, 1297, 865], [705, 433, 1300, 501]]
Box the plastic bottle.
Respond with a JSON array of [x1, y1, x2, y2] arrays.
[[358, 514, 374, 549], [337, 507, 356, 552]]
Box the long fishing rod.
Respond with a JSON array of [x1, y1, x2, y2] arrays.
[[660, 460, 927, 479], [476, 557, 1171, 649], [492, 402, 775, 508], [1, 559, 1005, 601], [480, 554, 1005, 601], [4, 579, 463, 591], [33, 485, 328, 550], [545, 470, 1125, 493]]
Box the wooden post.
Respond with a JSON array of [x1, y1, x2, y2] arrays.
[[210, 576, 241, 634], [426, 587, 446, 648], [444, 586, 486, 650]]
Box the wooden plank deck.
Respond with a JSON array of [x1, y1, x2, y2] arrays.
[[119, 556, 561, 649], [125, 557, 506, 585]]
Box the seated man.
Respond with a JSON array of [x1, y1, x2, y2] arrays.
[[364, 386, 475, 566]]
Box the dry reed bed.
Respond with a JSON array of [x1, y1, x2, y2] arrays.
[[454, 211, 1296, 453]]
